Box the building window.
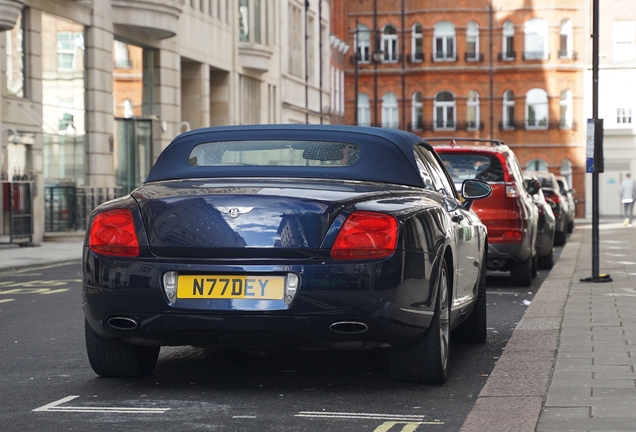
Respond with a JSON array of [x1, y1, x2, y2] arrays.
[[503, 90, 515, 129], [307, 14, 315, 83], [57, 31, 84, 71], [382, 24, 398, 63], [382, 92, 399, 128], [114, 41, 132, 69], [412, 92, 423, 130], [613, 21, 636, 62], [5, 11, 25, 97], [559, 20, 573, 59], [466, 21, 480, 61], [288, 3, 303, 78], [617, 108, 633, 124], [238, 0, 264, 44], [502, 20, 515, 60], [560, 89, 573, 129], [434, 91, 455, 130], [467, 90, 480, 130], [526, 88, 549, 129], [411, 23, 423, 62], [358, 93, 371, 126], [239, 0, 249, 41], [356, 24, 371, 63], [527, 159, 548, 172], [560, 159, 572, 189], [239, 74, 261, 124], [434, 21, 456, 61], [524, 18, 548, 60]]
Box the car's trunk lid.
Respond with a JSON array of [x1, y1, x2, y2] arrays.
[[132, 179, 395, 258]]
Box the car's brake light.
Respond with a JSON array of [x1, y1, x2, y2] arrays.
[[503, 230, 523, 239], [506, 183, 519, 198], [331, 211, 398, 260], [545, 191, 560, 204], [89, 209, 140, 257]]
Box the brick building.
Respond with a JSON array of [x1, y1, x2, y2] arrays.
[[346, 0, 586, 216]]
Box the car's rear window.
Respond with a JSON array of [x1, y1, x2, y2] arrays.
[[188, 140, 361, 167], [438, 153, 505, 182]]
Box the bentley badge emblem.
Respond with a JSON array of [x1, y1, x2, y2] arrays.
[[217, 207, 255, 218]]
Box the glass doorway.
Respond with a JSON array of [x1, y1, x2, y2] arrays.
[[114, 119, 152, 194]]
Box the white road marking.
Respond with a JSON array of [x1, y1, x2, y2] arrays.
[[295, 411, 441, 423], [375, 422, 428, 432], [0, 298, 15, 303], [33, 396, 170, 414]]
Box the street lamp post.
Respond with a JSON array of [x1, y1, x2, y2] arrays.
[[354, 20, 360, 126]]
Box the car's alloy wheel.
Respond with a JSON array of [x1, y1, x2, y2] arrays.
[[455, 251, 487, 343], [389, 260, 451, 384], [510, 257, 532, 287], [85, 320, 160, 378]]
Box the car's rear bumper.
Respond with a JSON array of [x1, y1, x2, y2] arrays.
[[82, 248, 439, 349], [486, 241, 532, 269]]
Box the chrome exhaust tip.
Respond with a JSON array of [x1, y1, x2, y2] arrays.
[[329, 321, 369, 335], [107, 316, 139, 331]]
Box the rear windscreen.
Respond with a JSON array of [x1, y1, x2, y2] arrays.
[[438, 153, 505, 182], [188, 140, 361, 167]]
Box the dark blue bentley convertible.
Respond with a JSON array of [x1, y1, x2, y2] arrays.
[[83, 125, 491, 384]]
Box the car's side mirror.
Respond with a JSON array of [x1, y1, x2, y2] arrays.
[[525, 179, 541, 195], [462, 179, 492, 200]]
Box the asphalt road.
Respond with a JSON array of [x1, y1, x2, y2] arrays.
[[0, 252, 561, 432]]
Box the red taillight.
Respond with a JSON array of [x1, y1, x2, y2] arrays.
[[89, 209, 140, 257], [505, 183, 519, 198], [545, 192, 560, 204], [502, 230, 522, 239], [331, 211, 398, 260]]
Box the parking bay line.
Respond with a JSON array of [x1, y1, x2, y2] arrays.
[[295, 411, 442, 424], [33, 396, 170, 414]]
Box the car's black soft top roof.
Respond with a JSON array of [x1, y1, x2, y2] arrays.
[[145, 125, 434, 188]]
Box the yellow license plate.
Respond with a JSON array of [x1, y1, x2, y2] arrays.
[[177, 275, 285, 300]]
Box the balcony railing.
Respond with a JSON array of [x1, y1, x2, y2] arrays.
[[457, 121, 485, 131], [407, 52, 425, 63], [497, 51, 516, 61], [432, 52, 457, 62], [465, 52, 484, 62], [523, 51, 550, 61], [558, 50, 578, 60]]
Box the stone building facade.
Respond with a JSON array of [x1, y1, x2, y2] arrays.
[[584, 0, 636, 217], [347, 0, 586, 216], [0, 0, 331, 243]]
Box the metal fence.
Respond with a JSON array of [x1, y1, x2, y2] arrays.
[[1, 181, 33, 244], [45, 185, 123, 232]]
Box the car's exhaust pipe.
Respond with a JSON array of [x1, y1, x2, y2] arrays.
[[107, 316, 139, 331], [329, 321, 369, 335]]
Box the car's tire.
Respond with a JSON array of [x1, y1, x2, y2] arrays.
[[510, 257, 532, 287], [567, 220, 574, 234], [554, 231, 567, 246], [454, 254, 487, 343], [389, 260, 451, 384], [538, 248, 554, 270], [531, 253, 538, 279], [85, 320, 160, 378]]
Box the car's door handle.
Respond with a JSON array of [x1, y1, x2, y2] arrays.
[[452, 214, 464, 223]]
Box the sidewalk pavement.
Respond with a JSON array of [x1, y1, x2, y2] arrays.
[[2, 220, 635, 431], [461, 218, 636, 432]]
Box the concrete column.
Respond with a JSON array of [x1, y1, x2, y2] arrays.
[[152, 40, 180, 157], [181, 60, 209, 130], [85, 2, 115, 188]]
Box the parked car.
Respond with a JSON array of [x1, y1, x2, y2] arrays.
[[432, 139, 538, 287], [555, 175, 576, 233], [83, 125, 492, 384], [526, 171, 568, 246], [523, 173, 556, 269]]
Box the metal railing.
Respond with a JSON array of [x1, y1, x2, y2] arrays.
[[45, 185, 124, 232]]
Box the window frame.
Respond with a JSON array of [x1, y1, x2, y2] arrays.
[[411, 92, 423, 130], [524, 18, 549, 61], [382, 24, 399, 63], [466, 90, 480, 130], [411, 23, 423, 62], [357, 93, 371, 126], [381, 92, 399, 129], [433, 21, 456, 62], [525, 88, 549, 130], [503, 90, 515, 130], [433, 91, 456, 131], [466, 21, 480, 61]]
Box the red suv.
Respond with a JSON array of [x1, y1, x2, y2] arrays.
[[432, 139, 538, 287]]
